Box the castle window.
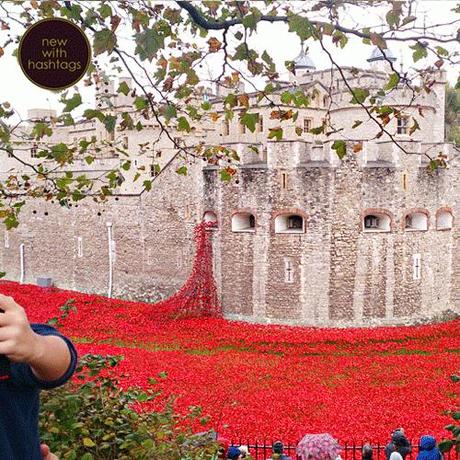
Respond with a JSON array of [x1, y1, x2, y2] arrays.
[[436, 210, 453, 230], [275, 214, 305, 234], [77, 237, 83, 258], [284, 258, 294, 283], [405, 212, 428, 231], [232, 213, 255, 232], [223, 119, 230, 136], [397, 115, 409, 135], [281, 172, 287, 190], [203, 211, 218, 224], [363, 213, 391, 232], [413, 254, 421, 280], [257, 115, 263, 133], [239, 120, 246, 135], [323, 96, 329, 107], [150, 163, 160, 177], [30, 143, 38, 158], [122, 136, 128, 149], [303, 118, 312, 133]]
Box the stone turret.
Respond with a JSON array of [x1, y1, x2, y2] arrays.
[[367, 46, 397, 74]]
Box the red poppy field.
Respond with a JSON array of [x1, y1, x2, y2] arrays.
[[1, 281, 459, 444]]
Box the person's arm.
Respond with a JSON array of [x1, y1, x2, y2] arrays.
[[0, 294, 71, 382]]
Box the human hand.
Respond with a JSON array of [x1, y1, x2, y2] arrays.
[[40, 443, 59, 460], [0, 294, 41, 363]]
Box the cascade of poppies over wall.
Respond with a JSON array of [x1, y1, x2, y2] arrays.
[[155, 221, 221, 318]]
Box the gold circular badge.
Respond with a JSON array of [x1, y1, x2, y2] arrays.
[[18, 17, 91, 91]]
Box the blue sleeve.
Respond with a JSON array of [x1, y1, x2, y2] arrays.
[[10, 323, 78, 390]]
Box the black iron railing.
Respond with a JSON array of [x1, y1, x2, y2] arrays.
[[227, 440, 459, 460]]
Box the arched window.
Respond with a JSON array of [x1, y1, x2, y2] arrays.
[[275, 214, 305, 234], [436, 210, 453, 230], [232, 213, 255, 232], [203, 211, 218, 224], [363, 213, 391, 232], [405, 212, 428, 231]]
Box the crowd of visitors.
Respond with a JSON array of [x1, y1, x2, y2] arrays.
[[217, 428, 444, 460]]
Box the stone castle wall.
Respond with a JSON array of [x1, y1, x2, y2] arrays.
[[204, 141, 459, 326]]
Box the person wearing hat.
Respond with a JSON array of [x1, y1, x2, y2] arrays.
[[238, 445, 250, 458], [227, 445, 242, 460], [269, 440, 292, 460], [385, 428, 412, 460], [416, 435, 443, 460]]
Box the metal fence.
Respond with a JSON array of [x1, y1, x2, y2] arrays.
[[228, 440, 459, 460]]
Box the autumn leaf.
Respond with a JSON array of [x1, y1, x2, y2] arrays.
[[208, 37, 222, 53], [268, 127, 283, 141], [353, 142, 363, 153], [111, 15, 121, 32], [238, 94, 250, 108]]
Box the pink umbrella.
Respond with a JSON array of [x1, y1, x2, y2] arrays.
[[297, 433, 342, 460]]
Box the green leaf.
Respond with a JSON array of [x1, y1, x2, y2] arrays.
[[177, 116, 191, 133], [332, 140, 347, 159], [436, 46, 449, 57], [240, 112, 259, 133], [350, 88, 370, 105], [103, 115, 116, 133], [352, 120, 363, 129], [134, 97, 148, 111], [117, 81, 130, 96], [143, 180, 152, 191], [31, 122, 52, 139], [0, 272, 5, 279], [176, 166, 187, 175], [280, 91, 293, 104], [219, 169, 232, 182], [80, 453, 94, 460], [93, 29, 117, 56], [410, 43, 428, 62], [121, 161, 131, 171], [98, 3, 112, 18], [268, 127, 283, 141], [386, 10, 401, 29], [83, 109, 105, 122], [62, 93, 82, 112], [242, 8, 262, 31], [85, 155, 94, 165], [288, 14, 316, 41], [164, 104, 177, 122], [438, 440, 454, 453], [135, 28, 165, 62], [385, 73, 400, 91]]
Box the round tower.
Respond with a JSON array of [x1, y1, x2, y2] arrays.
[[367, 46, 397, 74], [291, 43, 316, 82]]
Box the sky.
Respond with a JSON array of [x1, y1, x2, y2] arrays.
[[0, 0, 458, 119]]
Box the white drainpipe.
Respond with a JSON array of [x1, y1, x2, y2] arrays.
[[106, 222, 113, 298], [19, 243, 25, 284]]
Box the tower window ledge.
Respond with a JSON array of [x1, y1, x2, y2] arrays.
[[276, 229, 304, 234], [363, 161, 396, 169], [363, 228, 391, 234], [232, 228, 255, 233], [298, 161, 333, 168], [239, 163, 268, 169]]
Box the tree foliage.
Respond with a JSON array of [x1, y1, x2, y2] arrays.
[[0, 0, 458, 227]]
